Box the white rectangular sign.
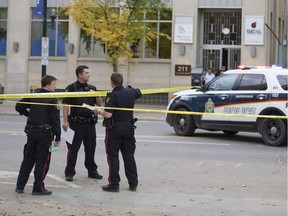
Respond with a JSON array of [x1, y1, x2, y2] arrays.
[[41, 37, 49, 57], [174, 16, 193, 44], [244, 16, 264, 45], [41, 37, 49, 66], [41, 58, 49, 66]]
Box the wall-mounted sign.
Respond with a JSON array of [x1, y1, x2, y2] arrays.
[[174, 16, 193, 44], [175, 64, 191, 75], [244, 16, 264, 45]]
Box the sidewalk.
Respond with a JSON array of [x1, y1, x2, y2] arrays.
[[0, 101, 167, 121]]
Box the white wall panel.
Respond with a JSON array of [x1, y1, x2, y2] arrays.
[[198, 0, 242, 8]]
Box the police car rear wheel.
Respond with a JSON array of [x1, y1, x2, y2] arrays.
[[261, 118, 287, 146], [173, 108, 196, 136]]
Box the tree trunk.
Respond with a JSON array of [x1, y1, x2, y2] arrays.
[[113, 63, 118, 72]]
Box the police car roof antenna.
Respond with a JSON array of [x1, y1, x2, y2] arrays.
[[265, 23, 283, 67]]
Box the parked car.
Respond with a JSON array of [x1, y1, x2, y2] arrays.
[[166, 66, 288, 146]]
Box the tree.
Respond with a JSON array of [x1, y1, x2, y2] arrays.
[[0, 8, 7, 40], [64, 0, 171, 72]]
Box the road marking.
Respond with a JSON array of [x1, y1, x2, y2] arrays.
[[0, 131, 25, 135], [1, 130, 231, 146], [136, 139, 230, 146], [0, 171, 81, 189], [0, 131, 191, 140], [0, 171, 18, 178], [47, 174, 81, 189], [234, 163, 243, 168], [196, 162, 204, 166], [0, 181, 70, 189], [0, 121, 24, 125]]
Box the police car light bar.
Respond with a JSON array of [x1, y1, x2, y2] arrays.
[[238, 65, 283, 70]]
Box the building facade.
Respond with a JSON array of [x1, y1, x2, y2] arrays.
[[0, 0, 287, 102]]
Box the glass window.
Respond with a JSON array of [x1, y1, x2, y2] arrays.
[[277, 75, 288, 91], [203, 11, 242, 45], [144, 22, 157, 58], [0, 8, 7, 56], [160, 8, 172, 20], [159, 22, 172, 59], [79, 30, 107, 58], [208, 74, 238, 91], [31, 7, 69, 57], [79, 8, 172, 59], [133, 9, 172, 59], [238, 74, 267, 90]]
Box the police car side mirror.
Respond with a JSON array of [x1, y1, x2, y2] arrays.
[[193, 79, 200, 85], [200, 85, 207, 92]]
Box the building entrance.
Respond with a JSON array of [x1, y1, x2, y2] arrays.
[[203, 48, 241, 73], [202, 11, 242, 72]]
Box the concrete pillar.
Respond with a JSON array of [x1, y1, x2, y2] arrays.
[[66, 16, 79, 85], [6, 0, 30, 93]]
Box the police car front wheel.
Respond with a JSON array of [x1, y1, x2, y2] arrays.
[[260, 118, 287, 147], [173, 108, 196, 136]]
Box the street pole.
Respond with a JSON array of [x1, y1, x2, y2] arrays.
[[41, 0, 47, 78], [265, 23, 283, 66]]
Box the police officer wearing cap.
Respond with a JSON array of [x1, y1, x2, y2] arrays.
[[62, 65, 103, 181], [15, 75, 61, 195], [94, 72, 142, 192]]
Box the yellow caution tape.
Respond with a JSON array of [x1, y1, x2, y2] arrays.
[[0, 91, 106, 99], [0, 86, 197, 99], [1, 85, 286, 119], [4, 100, 288, 119], [141, 86, 197, 94]]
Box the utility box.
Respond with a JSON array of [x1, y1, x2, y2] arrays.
[[191, 67, 203, 88]]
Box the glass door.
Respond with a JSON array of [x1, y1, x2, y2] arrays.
[[203, 48, 241, 73]]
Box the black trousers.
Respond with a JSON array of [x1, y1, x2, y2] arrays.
[[105, 124, 138, 188], [65, 122, 98, 177], [16, 129, 52, 192]]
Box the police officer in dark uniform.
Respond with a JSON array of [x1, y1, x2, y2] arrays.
[[62, 65, 102, 181], [94, 72, 142, 192], [15, 75, 61, 195]]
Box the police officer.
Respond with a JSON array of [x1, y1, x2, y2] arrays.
[[62, 65, 102, 181], [15, 75, 61, 195], [94, 72, 142, 192]]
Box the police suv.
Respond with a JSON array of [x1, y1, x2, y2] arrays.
[[166, 67, 288, 146]]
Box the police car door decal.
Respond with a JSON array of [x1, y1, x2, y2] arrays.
[[229, 74, 270, 124], [197, 73, 239, 129]]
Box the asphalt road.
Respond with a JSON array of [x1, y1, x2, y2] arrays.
[[0, 114, 287, 216]]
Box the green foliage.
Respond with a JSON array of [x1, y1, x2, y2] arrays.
[[64, 0, 171, 72]]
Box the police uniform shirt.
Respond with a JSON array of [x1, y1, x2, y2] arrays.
[[62, 81, 97, 117], [15, 89, 61, 141], [105, 85, 142, 123]]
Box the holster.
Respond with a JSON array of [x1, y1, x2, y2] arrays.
[[132, 118, 138, 129], [102, 118, 115, 130], [24, 125, 29, 133]]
